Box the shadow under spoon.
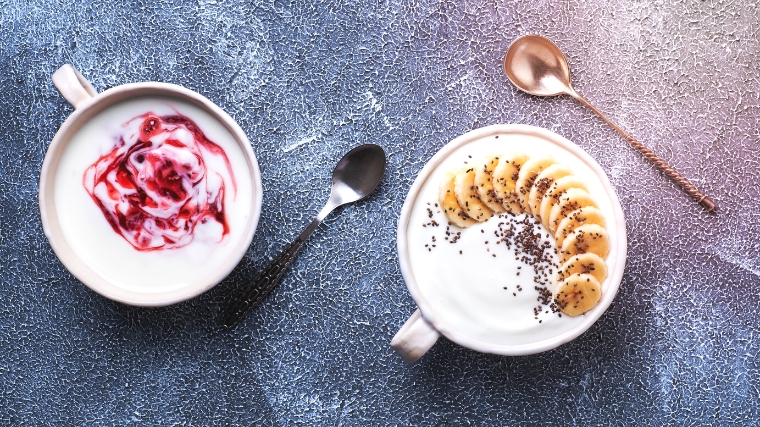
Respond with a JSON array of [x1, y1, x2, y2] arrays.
[[223, 144, 387, 330], [504, 34, 716, 212]]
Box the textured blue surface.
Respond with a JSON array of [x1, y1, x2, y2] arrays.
[[2, 0, 760, 425]]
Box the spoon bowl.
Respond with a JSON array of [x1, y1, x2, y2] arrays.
[[329, 144, 387, 205], [504, 35, 572, 97]]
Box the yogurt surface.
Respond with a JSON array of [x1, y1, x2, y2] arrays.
[[54, 96, 254, 291], [405, 130, 620, 347]]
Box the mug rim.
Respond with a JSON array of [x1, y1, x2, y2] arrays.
[[396, 124, 628, 356], [39, 82, 263, 306]]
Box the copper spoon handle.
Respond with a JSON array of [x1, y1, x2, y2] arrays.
[[567, 89, 716, 212]]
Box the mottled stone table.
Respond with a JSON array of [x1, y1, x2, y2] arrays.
[[2, 1, 759, 425]]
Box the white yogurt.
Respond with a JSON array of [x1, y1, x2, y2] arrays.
[[54, 96, 254, 291], [405, 132, 618, 346]]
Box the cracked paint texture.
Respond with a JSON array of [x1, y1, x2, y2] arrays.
[[1, 0, 759, 425]]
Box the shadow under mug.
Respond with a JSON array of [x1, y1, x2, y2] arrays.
[[40, 65, 263, 306]]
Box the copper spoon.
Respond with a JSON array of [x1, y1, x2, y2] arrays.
[[504, 34, 715, 211]]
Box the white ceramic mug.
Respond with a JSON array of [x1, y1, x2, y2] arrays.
[[391, 125, 627, 363], [40, 65, 263, 306]]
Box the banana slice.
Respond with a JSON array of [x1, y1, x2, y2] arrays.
[[555, 206, 607, 249], [539, 176, 589, 231], [548, 188, 599, 234], [559, 223, 610, 263], [527, 164, 573, 220], [515, 156, 555, 212], [454, 167, 493, 222], [439, 170, 478, 228], [474, 155, 506, 213], [491, 152, 529, 213], [554, 273, 602, 316], [557, 253, 608, 285]]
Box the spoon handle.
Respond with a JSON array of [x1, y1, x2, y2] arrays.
[[223, 201, 336, 329], [569, 91, 716, 212], [222, 235, 308, 329]]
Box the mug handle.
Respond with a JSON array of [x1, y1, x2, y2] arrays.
[[390, 308, 440, 363], [52, 64, 98, 109]]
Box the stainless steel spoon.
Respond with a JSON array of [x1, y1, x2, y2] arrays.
[[504, 34, 716, 211], [223, 144, 387, 329]]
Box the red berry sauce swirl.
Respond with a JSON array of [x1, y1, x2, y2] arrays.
[[83, 113, 237, 251]]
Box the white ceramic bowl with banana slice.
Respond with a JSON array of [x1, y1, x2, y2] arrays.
[[392, 124, 627, 363]]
